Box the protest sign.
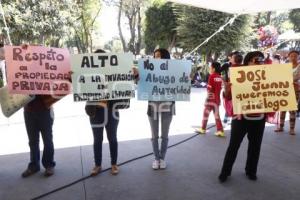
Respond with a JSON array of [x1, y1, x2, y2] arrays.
[[137, 59, 192, 101], [71, 53, 135, 101], [5, 45, 71, 95], [230, 64, 297, 114]]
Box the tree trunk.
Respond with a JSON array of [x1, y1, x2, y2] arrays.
[[81, 13, 89, 53], [206, 51, 212, 64], [136, 5, 142, 55], [52, 38, 60, 47], [213, 52, 220, 61], [168, 34, 177, 52], [126, 10, 136, 55], [118, 0, 127, 52], [89, 33, 93, 52], [266, 11, 272, 25]]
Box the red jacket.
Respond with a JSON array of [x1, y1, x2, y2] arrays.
[[207, 73, 222, 105]]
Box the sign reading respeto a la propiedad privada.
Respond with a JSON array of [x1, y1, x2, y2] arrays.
[[137, 59, 192, 101], [71, 53, 135, 101], [230, 64, 297, 114], [5, 46, 71, 95]]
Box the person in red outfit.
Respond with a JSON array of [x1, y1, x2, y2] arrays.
[[196, 62, 224, 137]]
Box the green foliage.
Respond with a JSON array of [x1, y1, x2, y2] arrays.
[[0, 0, 101, 52], [144, 2, 177, 53], [289, 9, 300, 32], [71, 0, 102, 52], [0, 0, 73, 46], [175, 6, 253, 56]]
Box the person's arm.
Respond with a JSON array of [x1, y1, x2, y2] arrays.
[[207, 75, 215, 99], [132, 67, 139, 83], [223, 81, 232, 100], [207, 75, 214, 92]]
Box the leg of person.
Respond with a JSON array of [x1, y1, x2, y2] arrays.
[[22, 111, 41, 177], [90, 107, 105, 176], [105, 109, 120, 175], [219, 118, 247, 182], [297, 93, 300, 117], [148, 112, 160, 169], [40, 109, 55, 177], [289, 111, 296, 135], [160, 112, 173, 169], [223, 113, 228, 123], [212, 105, 224, 137], [245, 118, 265, 180], [196, 104, 212, 134], [275, 111, 286, 132]]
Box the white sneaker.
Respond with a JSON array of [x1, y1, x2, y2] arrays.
[[152, 160, 159, 170], [160, 159, 167, 169]]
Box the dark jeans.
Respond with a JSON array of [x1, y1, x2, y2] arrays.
[[220, 117, 265, 176], [24, 109, 55, 170], [89, 106, 119, 166]]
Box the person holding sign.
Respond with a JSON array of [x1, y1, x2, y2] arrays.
[[87, 49, 121, 176], [196, 62, 224, 137], [22, 95, 56, 178], [0, 43, 5, 87], [219, 51, 266, 183], [148, 48, 175, 170], [274, 50, 300, 135]]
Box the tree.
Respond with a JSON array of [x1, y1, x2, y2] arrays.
[[0, 0, 102, 52], [144, 2, 177, 54], [66, 0, 102, 53], [175, 6, 253, 62], [0, 0, 73, 46], [104, 0, 147, 55], [289, 9, 300, 32], [289, 8, 300, 50]]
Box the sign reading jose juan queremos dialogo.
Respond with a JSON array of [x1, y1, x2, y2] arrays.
[[138, 59, 192, 101], [71, 53, 135, 101], [230, 64, 297, 114], [5, 45, 71, 95]]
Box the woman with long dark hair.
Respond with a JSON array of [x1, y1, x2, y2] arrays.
[[148, 48, 175, 170]]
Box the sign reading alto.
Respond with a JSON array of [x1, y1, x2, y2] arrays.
[[5, 45, 71, 95], [71, 53, 135, 101], [230, 64, 297, 114], [138, 59, 192, 101]]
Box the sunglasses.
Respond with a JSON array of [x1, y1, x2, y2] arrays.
[[254, 57, 265, 64]]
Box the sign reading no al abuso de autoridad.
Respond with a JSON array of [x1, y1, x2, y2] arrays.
[[137, 59, 192, 101], [5, 45, 71, 95], [71, 53, 135, 102]]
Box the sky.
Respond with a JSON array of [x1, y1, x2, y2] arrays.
[[97, 4, 130, 46]]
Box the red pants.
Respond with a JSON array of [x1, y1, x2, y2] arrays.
[[201, 104, 223, 131]]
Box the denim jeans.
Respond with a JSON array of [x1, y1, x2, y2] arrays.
[[90, 106, 119, 166], [148, 112, 173, 160], [24, 109, 55, 170]]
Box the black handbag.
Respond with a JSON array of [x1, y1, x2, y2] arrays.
[[85, 102, 97, 117]]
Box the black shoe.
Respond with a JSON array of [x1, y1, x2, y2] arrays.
[[44, 167, 55, 177], [22, 168, 40, 178], [218, 174, 228, 183], [246, 173, 257, 181]]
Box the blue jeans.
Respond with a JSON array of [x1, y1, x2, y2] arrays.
[[89, 107, 119, 166], [148, 112, 173, 160], [24, 109, 55, 170]]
